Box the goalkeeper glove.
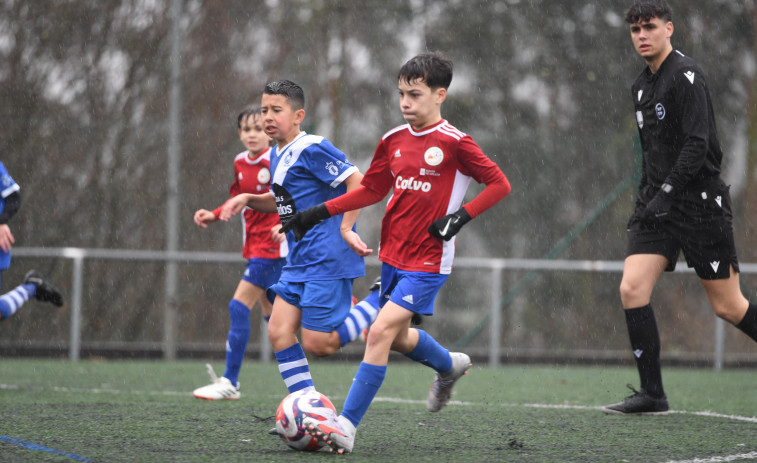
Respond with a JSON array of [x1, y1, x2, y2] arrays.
[[428, 207, 472, 241], [279, 203, 330, 241]]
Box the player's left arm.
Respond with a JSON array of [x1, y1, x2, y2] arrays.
[[429, 139, 512, 241], [664, 67, 710, 192], [642, 67, 710, 225]]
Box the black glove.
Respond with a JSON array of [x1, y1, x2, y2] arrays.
[[279, 203, 330, 241], [641, 184, 674, 228], [428, 207, 472, 241]]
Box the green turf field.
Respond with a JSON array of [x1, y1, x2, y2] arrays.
[[0, 358, 755, 462]]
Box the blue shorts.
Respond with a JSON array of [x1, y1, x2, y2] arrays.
[[379, 264, 448, 316], [270, 279, 353, 333], [242, 258, 285, 304]]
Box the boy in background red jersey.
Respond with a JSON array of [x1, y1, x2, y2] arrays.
[[192, 106, 287, 400]]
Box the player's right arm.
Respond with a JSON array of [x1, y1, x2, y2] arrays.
[[219, 192, 277, 221]]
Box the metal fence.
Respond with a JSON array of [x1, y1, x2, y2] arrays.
[[8, 247, 757, 369]]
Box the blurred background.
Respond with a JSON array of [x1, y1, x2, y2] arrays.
[[0, 0, 755, 366]]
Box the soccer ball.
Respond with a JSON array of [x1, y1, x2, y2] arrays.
[[275, 389, 337, 451]]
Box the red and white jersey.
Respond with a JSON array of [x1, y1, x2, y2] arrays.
[[362, 120, 506, 274], [215, 148, 288, 260]]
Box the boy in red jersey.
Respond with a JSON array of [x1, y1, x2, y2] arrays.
[[192, 106, 287, 400], [283, 52, 511, 453]]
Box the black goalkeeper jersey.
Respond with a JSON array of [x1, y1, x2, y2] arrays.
[[632, 50, 723, 193]]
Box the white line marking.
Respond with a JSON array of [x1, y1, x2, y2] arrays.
[[5, 383, 757, 424], [661, 451, 757, 463]]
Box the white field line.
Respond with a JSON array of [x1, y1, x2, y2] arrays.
[[661, 451, 757, 463], [4, 382, 757, 424], [2, 383, 756, 463]]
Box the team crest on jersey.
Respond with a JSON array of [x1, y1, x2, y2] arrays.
[[635, 111, 643, 129], [325, 161, 339, 176], [655, 103, 666, 120], [424, 147, 443, 166], [257, 167, 270, 184], [283, 152, 293, 166]]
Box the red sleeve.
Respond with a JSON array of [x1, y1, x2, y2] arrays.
[[463, 177, 511, 218], [457, 136, 511, 218], [325, 185, 386, 216]]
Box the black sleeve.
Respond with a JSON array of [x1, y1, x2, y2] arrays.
[[663, 68, 710, 191], [0, 191, 21, 224]]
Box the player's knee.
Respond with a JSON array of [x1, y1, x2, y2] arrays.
[[618, 280, 640, 306]]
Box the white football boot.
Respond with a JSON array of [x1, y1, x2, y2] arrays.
[[426, 352, 472, 412], [192, 364, 240, 400]]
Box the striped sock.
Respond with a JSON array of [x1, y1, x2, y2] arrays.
[[337, 290, 380, 347], [0, 284, 33, 321], [274, 343, 314, 393]]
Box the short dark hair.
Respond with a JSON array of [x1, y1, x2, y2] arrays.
[[624, 0, 672, 24], [398, 52, 453, 90], [237, 105, 261, 129], [263, 80, 305, 111]]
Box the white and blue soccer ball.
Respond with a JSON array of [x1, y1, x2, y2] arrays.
[[275, 389, 336, 451]]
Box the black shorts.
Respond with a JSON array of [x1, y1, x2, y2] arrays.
[[626, 179, 740, 280]]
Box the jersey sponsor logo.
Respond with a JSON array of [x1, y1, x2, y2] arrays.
[[325, 161, 339, 176], [419, 168, 440, 177], [684, 71, 696, 84], [424, 147, 443, 166], [273, 183, 296, 224], [635, 111, 643, 129], [257, 167, 270, 184], [655, 103, 666, 120], [395, 175, 431, 192]]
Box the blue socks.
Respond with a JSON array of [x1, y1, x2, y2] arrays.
[[0, 284, 34, 321], [404, 329, 452, 373], [223, 299, 250, 387], [341, 362, 387, 428], [275, 342, 314, 393], [337, 290, 380, 347]]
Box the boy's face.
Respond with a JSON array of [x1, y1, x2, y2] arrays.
[[398, 78, 446, 130], [238, 113, 271, 157], [261, 93, 304, 145], [629, 16, 673, 63]]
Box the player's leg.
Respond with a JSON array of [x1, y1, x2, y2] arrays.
[[335, 277, 381, 347], [193, 258, 282, 400], [700, 266, 757, 341], [604, 253, 669, 415], [376, 267, 471, 412], [220, 257, 282, 386], [0, 270, 63, 321], [268, 283, 314, 393], [305, 302, 410, 454], [297, 279, 355, 357]]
